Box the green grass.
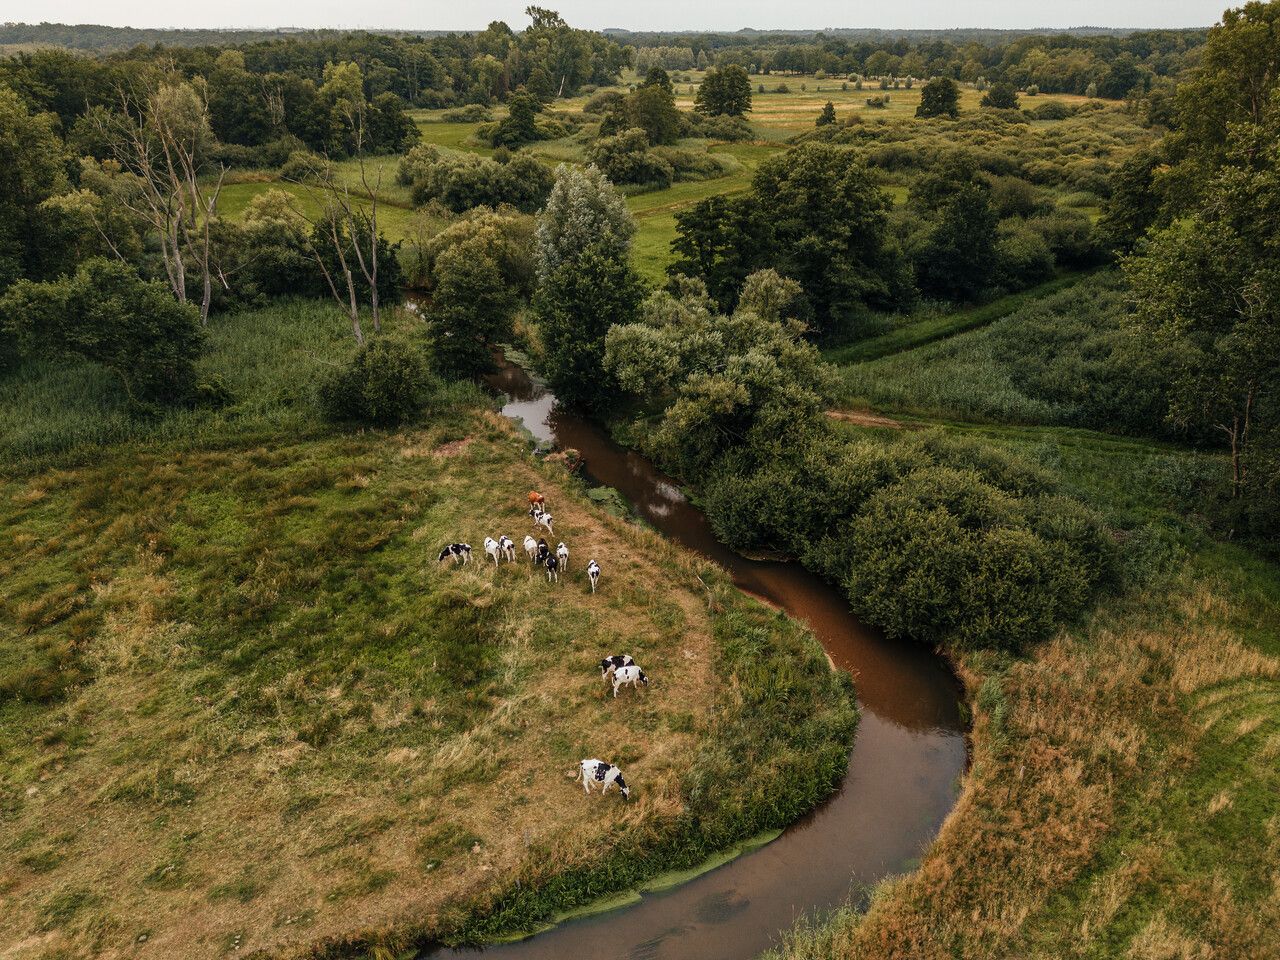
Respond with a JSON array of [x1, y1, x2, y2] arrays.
[[824, 271, 1090, 366], [0, 299, 473, 467]]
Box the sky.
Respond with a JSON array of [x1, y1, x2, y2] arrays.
[[5, 0, 1230, 32]]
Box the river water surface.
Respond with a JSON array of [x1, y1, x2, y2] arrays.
[[432, 360, 967, 960]]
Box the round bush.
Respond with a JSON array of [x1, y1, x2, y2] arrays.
[[318, 338, 432, 426]]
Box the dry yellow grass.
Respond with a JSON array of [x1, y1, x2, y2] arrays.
[[0, 415, 847, 959], [767, 567, 1280, 960]]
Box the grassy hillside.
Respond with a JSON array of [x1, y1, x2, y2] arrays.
[[0, 300, 856, 957]]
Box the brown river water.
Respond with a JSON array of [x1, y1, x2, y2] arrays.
[[426, 359, 967, 960]]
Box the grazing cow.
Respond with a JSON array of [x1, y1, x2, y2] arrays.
[[599, 654, 635, 680], [612, 664, 649, 698], [586, 559, 601, 594], [498, 535, 516, 563], [528, 502, 545, 524], [534, 511, 554, 535], [537, 538, 550, 563], [556, 541, 569, 572], [483, 537, 502, 566], [576, 759, 630, 800], [437, 543, 471, 566], [527, 490, 546, 511], [523, 535, 539, 562], [545, 554, 560, 583]]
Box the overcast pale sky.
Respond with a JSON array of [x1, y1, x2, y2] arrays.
[[5, 0, 1231, 31]]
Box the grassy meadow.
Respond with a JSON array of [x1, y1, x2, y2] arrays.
[[0, 304, 857, 956], [780, 244, 1280, 957], [213, 74, 1142, 287]]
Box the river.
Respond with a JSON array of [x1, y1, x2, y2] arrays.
[[429, 358, 967, 960]]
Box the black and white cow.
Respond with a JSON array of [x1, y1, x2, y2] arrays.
[[612, 664, 648, 698], [533, 511, 554, 535], [523, 535, 539, 562], [586, 559, 601, 594], [556, 541, 569, 572], [438, 543, 471, 566], [545, 553, 560, 583], [536, 538, 550, 564], [599, 654, 635, 680], [483, 536, 502, 566], [529, 502, 545, 524], [498, 535, 516, 563], [577, 758, 630, 800]]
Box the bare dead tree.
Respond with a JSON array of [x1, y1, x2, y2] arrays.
[[94, 74, 226, 325]]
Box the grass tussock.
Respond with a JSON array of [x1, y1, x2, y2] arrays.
[[0, 416, 855, 958]]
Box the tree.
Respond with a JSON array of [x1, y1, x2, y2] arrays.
[[816, 101, 837, 126], [1098, 148, 1168, 253], [535, 243, 645, 410], [980, 81, 1019, 110], [751, 143, 910, 336], [0, 257, 203, 405], [628, 78, 681, 144], [0, 87, 69, 293], [605, 271, 828, 477], [909, 157, 999, 301], [428, 242, 516, 376], [93, 78, 226, 324], [916, 76, 960, 118], [669, 194, 767, 310], [318, 338, 431, 426], [535, 163, 635, 281], [1124, 166, 1280, 511], [491, 88, 542, 147], [695, 65, 753, 117]]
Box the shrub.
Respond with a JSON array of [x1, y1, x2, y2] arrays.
[[280, 150, 330, 182], [997, 221, 1056, 290], [1032, 100, 1072, 121], [699, 114, 753, 141], [586, 128, 674, 188], [583, 90, 625, 114], [442, 104, 492, 122], [317, 337, 431, 426]]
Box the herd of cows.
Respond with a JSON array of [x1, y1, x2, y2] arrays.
[[436, 490, 644, 801]]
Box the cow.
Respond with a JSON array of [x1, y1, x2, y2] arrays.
[[528, 502, 545, 524], [527, 490, 546, 512], [498, 535, 516, 563], [612, 664, 649, 698], [545, 554, 560, 583], [599, 654, 635, 680], [556, 541, 569, 572], [483, 537, 502, 566], [437, 543, 471, 566], [523, 535, 539, 562], [533, 511, 554, 536], [586, 559, 601, 594], [537, 538, 550, 563], [576, 759, 630, 800]]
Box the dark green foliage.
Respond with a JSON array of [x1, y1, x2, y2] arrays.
[[317, 337, 432, 426], [308, 217, 403, 308], [427, 248, 517, 378], [981, 82, 1020, 110], [600, 74, 681, 145], [535, 244, 645, 411], [908, 158, 1000, 302], [1098, 149, 1167, 253], [489, 89, 543, 148], [694, 65, 753, 117], [0, 87, 70, 293], [750, 144, 911, 334], [0, 258, 203, 406], [402, 147, 554, 213], [816, 102, 837, 127], [916, 77, 960, 119], [586, 128, 674, 188], [669, 194, 766, 310]]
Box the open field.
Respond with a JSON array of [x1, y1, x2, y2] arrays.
[[0, 400, 855, 958]]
